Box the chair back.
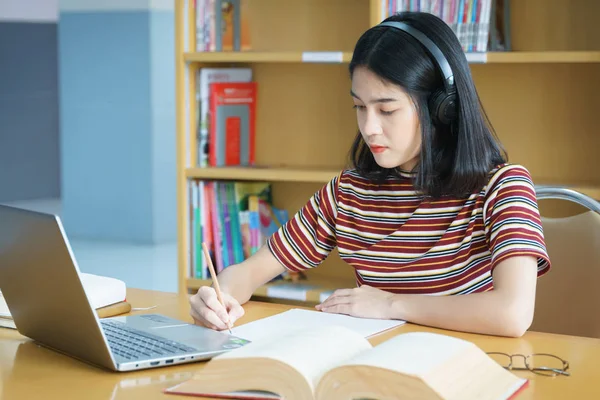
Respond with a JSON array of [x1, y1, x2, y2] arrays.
[[532, 186, 600, 338]]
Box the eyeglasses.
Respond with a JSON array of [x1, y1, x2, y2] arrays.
[[487, 352, 570, 377]]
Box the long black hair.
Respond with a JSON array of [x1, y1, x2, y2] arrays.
[[348, 11, 506, 199]]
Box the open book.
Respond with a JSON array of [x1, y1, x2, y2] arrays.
[[166, 325, 528, 400]]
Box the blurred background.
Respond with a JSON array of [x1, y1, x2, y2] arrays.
[[0, 0, 178, 292]]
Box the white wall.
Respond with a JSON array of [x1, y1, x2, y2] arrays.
[[0, 0, 58, 22], [59, 0, 173, 12], [0, 0, 172, 19]]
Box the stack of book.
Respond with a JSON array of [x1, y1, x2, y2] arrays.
[[196, 67, 256, 168], [194, 0, 252, 52], [381, 0, 511, 53], [188, 180, 289, 279]]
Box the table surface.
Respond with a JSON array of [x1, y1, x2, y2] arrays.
[[1, 288, 598, 399]]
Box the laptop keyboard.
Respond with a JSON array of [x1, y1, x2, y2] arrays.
[[101, 320, 198, 361]]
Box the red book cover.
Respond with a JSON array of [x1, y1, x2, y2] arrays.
[[507, 379, 530, 400], [208, 82, 257, 167]]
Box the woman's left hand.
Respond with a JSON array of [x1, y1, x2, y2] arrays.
[[315, 285, 396, 319]]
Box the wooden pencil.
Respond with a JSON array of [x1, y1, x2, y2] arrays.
[[202, 242, 232, 333]]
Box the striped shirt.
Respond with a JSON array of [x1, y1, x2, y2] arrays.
[[267, 164, 551, 295]]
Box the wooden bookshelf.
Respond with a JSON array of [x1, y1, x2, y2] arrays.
[[184, 51, 354, 63], [184, 50, 600, 65], [186, 166, 600, 199], [186, 166, 340, 183], [486, 51, 600, 63], [175, 0, 600, 298]]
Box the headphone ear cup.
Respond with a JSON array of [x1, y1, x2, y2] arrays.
[[429, 90, 457, 126]]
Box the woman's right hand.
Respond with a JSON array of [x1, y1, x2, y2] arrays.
[[189, 286, 245, 331]]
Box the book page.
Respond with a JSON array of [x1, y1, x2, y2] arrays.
[[0, 274, 124, 319], [0, 317, 16, 329], [0, 292, 10, 318], [337, 332, 473, 377], [79, 273, 126, 309], [216, 325, 372, 392], [231, 309, 405, 342]]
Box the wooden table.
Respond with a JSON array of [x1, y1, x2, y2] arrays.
[[0, 288, 598, 399]]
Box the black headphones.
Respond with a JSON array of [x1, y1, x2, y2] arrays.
[[378, 21, 458, 126]]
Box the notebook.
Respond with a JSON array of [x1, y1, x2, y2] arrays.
[[230, 308, 405, 342]]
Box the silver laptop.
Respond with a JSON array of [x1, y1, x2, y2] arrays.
[[0, 205, 250, 371]]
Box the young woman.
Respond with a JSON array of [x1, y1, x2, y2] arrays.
[[189, 12, 551, 338]]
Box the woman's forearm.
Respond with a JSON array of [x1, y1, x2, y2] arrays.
[[218, 245, 286, 305], [216, 263, 256, 304], [390, 257, 539, 338], [390, 290, 533, 338]]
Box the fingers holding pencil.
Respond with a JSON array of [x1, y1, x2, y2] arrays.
[[199, 242, 241, 333], [190, 287, 244, 331]]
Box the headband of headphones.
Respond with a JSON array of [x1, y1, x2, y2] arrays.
[[378, 21, 456, 95]]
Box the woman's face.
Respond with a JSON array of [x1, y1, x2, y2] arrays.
[[351, 66, 421, 171]]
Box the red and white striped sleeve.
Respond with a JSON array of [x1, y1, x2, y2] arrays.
[[483, 164, 551, 276], [267, 173, 341, 272]]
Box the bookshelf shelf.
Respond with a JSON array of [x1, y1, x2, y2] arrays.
[[184, 51, 354, 64], [486, 51, 600, 63], [186, 167, 600, 199], [187, 275, 357, 304], [186, 166, 340, 183], [184, 51, 600, 65]]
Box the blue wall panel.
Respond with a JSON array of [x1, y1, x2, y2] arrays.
[[0, 22, 60, 202], [59, 11, 154, 242]]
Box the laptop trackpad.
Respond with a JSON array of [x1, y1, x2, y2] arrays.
[[130, 314, 249, 350]]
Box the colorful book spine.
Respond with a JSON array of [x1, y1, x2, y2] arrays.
[[189, 180, 293, 277], [248, 195, 261, 255], [208, 81, 257, 167], [227, 182, 245, 264], [195, 0, 252, 52], [202, 181, 214, 277], [197, 68, 252, 167], [197, 181, 206, 278], [208, 182, 224, 272], [381, 0, 498, 52], [219, 182, 233, 267], [188, 181, 196, 277]]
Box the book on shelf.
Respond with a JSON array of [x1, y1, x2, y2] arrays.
[[490, 0, 511, 51], [188, 180, 290, 280], [197, 68, 253, 167], [381, 0, 511, 53], [165, 325, 528, 400], [195, 0, 252, 52], [209, 81, 257, 167]]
